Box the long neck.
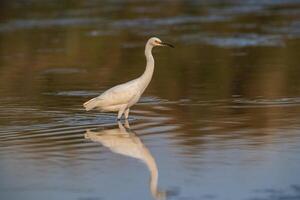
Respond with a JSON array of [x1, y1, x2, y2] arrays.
[[139, 43, 154, 90]]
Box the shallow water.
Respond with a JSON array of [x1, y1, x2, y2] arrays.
[[1, 1, 300, 200]]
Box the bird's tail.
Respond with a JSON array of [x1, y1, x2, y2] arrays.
[[83, 97, 100, 111]]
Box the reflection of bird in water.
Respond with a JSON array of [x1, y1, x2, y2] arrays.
[[83, 37, 174, 120], [85, 121, 166, 200]]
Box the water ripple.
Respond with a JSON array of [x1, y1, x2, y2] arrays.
[[0, 18, 103, 32], [181, 33, 285, 47], [231, 97, 300, 107]]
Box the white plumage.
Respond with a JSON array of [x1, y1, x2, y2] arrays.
[[83, 37, 174, 120]]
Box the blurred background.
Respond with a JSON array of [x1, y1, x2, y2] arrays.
[[0, 0, 300, 200]]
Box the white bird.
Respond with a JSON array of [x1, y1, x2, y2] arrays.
[[83, 37, 174, 120]]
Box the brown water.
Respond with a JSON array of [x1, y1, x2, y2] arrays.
[[1, 1, 300, 200]]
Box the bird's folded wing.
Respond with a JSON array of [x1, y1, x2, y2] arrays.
[[98, 82, 140, 106]]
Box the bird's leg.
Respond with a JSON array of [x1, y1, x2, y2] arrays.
[[124, 120, 130, 129], [117, 106, 126, 121], [117, 121, 126, 131], [124, 108, 130, 120]]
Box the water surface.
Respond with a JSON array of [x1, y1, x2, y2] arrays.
[[1, 1, 300, 200]]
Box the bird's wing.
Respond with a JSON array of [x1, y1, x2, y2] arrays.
[[97, 80, 140, 107]]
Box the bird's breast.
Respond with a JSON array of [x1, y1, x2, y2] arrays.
[[128, 93, 141, 107]]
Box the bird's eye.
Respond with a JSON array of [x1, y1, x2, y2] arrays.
[[155, 40, 160, 44]]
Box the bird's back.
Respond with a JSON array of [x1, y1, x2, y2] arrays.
[[84, 79, 141, 111]]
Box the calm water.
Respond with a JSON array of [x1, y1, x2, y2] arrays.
[[1, 1, 300, 200]]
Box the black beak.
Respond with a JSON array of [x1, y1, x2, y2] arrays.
[[160, 42, 174, 48]]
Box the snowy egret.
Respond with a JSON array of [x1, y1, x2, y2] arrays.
[[83, 37, 174, 120], [85, 121, 166, 200]]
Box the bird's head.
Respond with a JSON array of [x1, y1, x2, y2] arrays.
[[148, 37, 174, 48]]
